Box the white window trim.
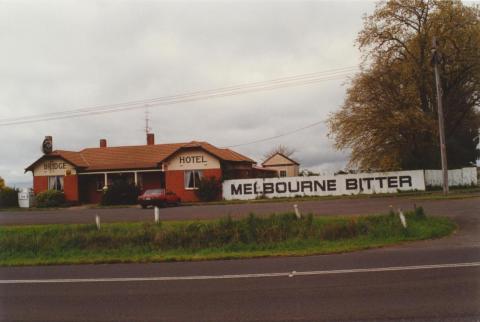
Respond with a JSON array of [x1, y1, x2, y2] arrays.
[[48, 175, 64, 191], [184, 170, 203, 190]]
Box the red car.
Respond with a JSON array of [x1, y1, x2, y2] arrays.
[[138, 189, 181, 208]]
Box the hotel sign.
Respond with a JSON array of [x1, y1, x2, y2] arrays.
[[167, 150, 220, 170], [222, 170, 425, 200], [179, 155, 207, 165]]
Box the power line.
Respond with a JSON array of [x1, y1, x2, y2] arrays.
[[0, 67, 357, 126], [224, 119, 326, 148], [1, 74, 349, 126], [1, 66, 356, 122], [2, 67, 356, 123], [0, 73, 351, 126]]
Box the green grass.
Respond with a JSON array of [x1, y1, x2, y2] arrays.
[[0, 209, 456, 266]]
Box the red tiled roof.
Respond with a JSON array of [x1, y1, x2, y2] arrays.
[[25, 141, 254, 172], [52, 150, 90, 167]]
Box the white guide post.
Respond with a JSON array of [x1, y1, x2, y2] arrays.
[[95, 215, 101, 230], [154, 207, 160, 224], [398, 208, 407, 229], [293, 204, 301, 219]]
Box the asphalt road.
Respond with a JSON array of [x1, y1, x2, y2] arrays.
[[0, 195, 479, 225], [1, 244, 479, 321], [1, 196, 479, 321]]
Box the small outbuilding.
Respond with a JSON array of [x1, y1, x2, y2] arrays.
[[261, 153, 300, 177]]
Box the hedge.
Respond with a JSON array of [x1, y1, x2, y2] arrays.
[[36, 190, 65, 208], [0, 187, 19, 208]]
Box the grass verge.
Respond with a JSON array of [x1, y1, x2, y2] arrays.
[[0, 209, 455, 266]]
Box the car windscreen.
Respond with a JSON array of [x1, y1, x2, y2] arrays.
[[144, 189, 164, 195]]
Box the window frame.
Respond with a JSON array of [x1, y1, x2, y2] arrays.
[[184, 170, 203, 190], [48, 175, 64, 191]]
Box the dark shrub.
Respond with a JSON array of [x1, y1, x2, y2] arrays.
[[413, 206, 426, 220], [0, 187, 19, 208], [149, 213, 319, 250], [36, 190, 65, 208], [321, 219, 360, 240], [363, 214, 406, 238], [101, 181, 140, 205], [195, 176, 222, 202]]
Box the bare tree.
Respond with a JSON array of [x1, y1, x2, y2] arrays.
[[263, 145, 296, 161]]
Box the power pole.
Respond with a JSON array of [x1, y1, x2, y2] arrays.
[[431, 37, 449, 194]]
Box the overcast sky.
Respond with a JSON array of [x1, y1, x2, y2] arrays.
[[0, 0, 378, 187]]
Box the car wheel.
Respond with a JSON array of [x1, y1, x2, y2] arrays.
[[141, 204, 147, 209]]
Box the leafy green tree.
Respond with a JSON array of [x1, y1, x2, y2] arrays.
[[0, 177, 4, 189], [328, 0, 480, 170]]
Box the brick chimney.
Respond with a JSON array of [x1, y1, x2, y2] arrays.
[[100, 139, 107, 148], [147, 133, 155, 145]]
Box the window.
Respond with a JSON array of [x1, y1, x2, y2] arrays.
[[280, 170, 287, 177], [48, 176, 64, 191], [96, 175, 105, 191], [184, 170, 203, 189]]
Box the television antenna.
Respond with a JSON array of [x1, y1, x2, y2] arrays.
[[144, 106, 152, 136]]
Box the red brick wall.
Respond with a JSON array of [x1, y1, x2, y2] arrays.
[[33, 175, 79, 202], [86, 186, 102, 204], [78, 175, 102, 204], [33, 176, 48, 195], [141, 172, 164, 191], [64, 175, 79, 202], [165, 169, 222, 202]]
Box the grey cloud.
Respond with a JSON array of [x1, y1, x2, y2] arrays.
[[0, 0, 376, 186]]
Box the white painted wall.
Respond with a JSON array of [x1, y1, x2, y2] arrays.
[[222, 170, 425, 200], [424, 167, 478, 187], [33, 158, 77, 176]]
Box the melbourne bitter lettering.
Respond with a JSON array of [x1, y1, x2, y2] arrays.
[[230, 176, 412, 196]]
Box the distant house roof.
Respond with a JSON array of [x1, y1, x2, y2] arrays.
[[252, 165, 278, 172], [262, 152, 300, 166], [25, 141, 255, 173]]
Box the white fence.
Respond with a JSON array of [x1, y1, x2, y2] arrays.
[[424, 167, 478, 187], [222, 170, 426, 201]]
